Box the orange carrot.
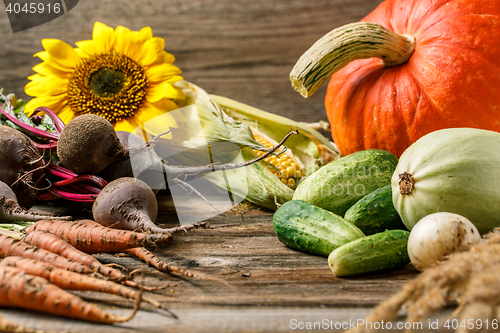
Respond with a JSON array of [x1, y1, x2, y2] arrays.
[[125, 247, 233, 289], [0, 234, 93, 275], [16, 231, 174, 292], [0, 256, 173, 316], [26, 219, 172, 253], [21, 230, 128, 282], [125, 247, 194, 278], [0, 266, 141, 323]]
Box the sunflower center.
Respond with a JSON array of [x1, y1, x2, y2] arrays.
[[89, 67, 127, 98], [67, 52, 148, 123]]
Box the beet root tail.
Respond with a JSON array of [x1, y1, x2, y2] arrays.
[[0, 198, 71, 222]]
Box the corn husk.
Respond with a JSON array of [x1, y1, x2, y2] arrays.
[[171, 80, 267, 151], [210, 94, 339, 174], [146, 80, 334, 209]]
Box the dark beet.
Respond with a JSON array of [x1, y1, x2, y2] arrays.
[[0, 125, 45, 208], [92, 177, 167, 233], [57, 114, 129, 175]]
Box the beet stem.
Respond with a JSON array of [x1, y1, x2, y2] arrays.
[[37, 192, 59, 201], [67, 183, 101, 195], [33, 106, 66, 133], [53, 175, 108, 189], [0, 102, 59, 140], [34, 141, 58, 152], [48, 188, 97, 201], [45, 164, 78, 178]]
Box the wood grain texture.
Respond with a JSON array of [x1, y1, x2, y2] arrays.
[[0, 212, 454, 333], [0, 0, 384, 125], [0, 1, 452, 331]]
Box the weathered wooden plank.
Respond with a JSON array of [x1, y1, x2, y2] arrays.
[[0, 0, 384, 124], [0, 0, 445, 331], [0, 210, 438, 331], [0, 306, 456, 333]]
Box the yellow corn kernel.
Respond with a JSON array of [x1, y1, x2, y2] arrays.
[[281, 160, 291, 168], [252, 132, 305, 189]]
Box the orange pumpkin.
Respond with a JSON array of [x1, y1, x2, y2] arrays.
[[291, 0, 500, 157]]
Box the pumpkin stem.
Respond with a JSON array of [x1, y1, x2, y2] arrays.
[[290, 22, 416, 98], [398, 172, 415, 195]]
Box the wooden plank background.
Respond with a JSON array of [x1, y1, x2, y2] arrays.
[[0, 1, 458, 332], [0, 0, 384, 125]]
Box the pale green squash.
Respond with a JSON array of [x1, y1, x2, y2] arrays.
[[392, 127, 500, 234]]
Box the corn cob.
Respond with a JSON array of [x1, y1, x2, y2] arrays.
[[252, 131, 303, 189], [159, 81, 338, 209], [210, 94, 339, 171]]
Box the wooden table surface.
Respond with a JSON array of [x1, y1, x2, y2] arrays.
[[0, 199, 456, 333], [0, 0, 456, 332]]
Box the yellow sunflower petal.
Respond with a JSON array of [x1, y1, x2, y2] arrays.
[[137, 26, 153, 41], [33, 63, 70, 79], [145, 82, 168, 103], [23, 94, 68, 116], [57, 105, 74, 124], [34, 51, 75, 73], [114, 26, 132, 55], [145, 63, 182, 83], [140, 98, 179, 129], [164, 84, 185, 100], [75, 40, 97, 56], [137, 37, 165, 67], [124, 26, 153, 61], [114, 119, 138, 132], [135, 103, 177, 138], [41, 39, 80, 68], [74, 48, 90, 59], [150, 50, 175, 66], [25, 74, 68, 96], [165, 75, 185, 85], [92, 22, 114, 54]]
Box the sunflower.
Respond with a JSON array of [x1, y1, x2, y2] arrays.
[[24, 21, 184, 134]]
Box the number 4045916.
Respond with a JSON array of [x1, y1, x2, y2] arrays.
[[444, 319, 499, 330], [5, 2, 61, 14]]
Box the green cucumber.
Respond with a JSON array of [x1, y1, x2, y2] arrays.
[[293, 149, 398, 216], [344, 185, 407, 235], [273, 200, 364, 256], [328, 229, 410, 277]]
